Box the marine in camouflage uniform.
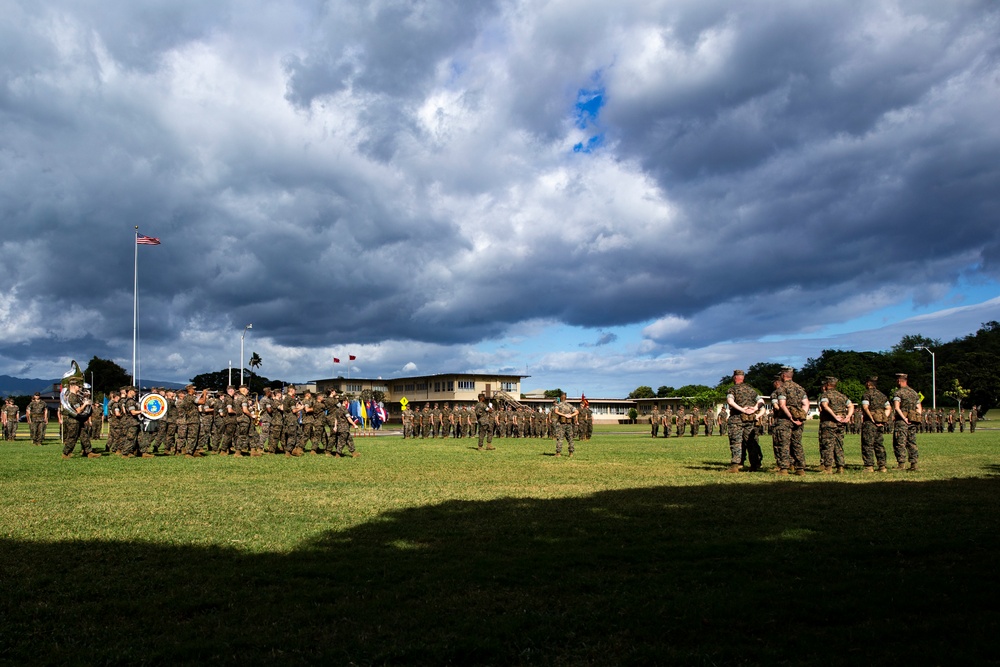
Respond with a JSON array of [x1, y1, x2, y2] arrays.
[[774, 367, 809, 474], [333, 399, 359, 456], [217, 386, 238, 455], [60, 379, 100, 458], [817, 377, 853, 474], [198, 389, 215, 453], [282, 386, 303, 456], [726, 370, 764, 472], [860, 376, 889, 472], [474, 393, 495, 450], [27, 393, 48, 445], [300, 390, 319, 452], [2, 398, 18, 440], [550, 394, 578, 456], [890, 373, 921, 470], [269, 391, 285, 453], [178, 385, 201, 457], [233, 385, 252, 456], [258, 388, 274, 451], [120, 387, 144, 457]]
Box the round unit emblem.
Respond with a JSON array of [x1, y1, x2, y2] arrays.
[[140, 393, 168, 420]]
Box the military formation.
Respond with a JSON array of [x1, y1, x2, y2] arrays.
[[58, 380, 362, 459], [720, 368, 927, 475], [38, 369, 978, 470], [399, 394, 594, 453]]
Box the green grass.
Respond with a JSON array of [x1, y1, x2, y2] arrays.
[[1, 423, 999, 665]]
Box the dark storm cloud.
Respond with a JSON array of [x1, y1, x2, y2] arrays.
[[1, 0, 999, 386]]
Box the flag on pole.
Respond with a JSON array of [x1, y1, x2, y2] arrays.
[[136, 234, 161, 245], [333, 357, 340, 363], [349, 355, 356, 361]]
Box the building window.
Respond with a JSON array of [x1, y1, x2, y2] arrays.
[[458, 380, 475, 390], [500, 382, 516, 392], [346, 383, 363, 393], [405, 384, 415, 392], [446, 381, 454, 391], [434, 382, 441, 392], [416, 383, 427, 391], [394, 384, 404, 392]]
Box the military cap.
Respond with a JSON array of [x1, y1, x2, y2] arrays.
[[824, 376, 838, 386], [866, 375, 879, 384], [895, 373, 908, 380], [732, 369, 745, 376], [780, 366, 795, 374]]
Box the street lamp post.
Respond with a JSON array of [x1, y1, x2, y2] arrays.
[[915, 345, 936, 410], [240, 324, 253, 386]]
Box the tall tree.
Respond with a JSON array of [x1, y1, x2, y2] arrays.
[[83, 356, 131, 396], [628, 386, 655, 399]]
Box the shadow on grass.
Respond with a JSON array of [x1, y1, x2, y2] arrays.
[[3, 478, 999, 665]]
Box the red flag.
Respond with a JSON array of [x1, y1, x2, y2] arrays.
[[333, 357, 340, 363], [349, 355, 356, 361], [136, 234, 160, 245]]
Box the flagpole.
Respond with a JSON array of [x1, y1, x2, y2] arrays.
[[133, 226, 139, 386]]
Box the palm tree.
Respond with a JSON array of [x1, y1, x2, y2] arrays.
[[248, 352, 262, 390]]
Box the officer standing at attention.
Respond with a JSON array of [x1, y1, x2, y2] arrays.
[[890, 373, 921, 471], [550, 392, 579, 458], [27, 392, 48, 445], [860, 376, 890, 473], [726, 370, 764, 473], [817, 377, 853, 474], [474, 393, 495, 451]]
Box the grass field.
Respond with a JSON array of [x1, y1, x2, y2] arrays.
[[2, 422, 998, 665]]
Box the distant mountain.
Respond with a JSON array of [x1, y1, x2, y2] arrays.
[[0, 375, 58, 396], [0, 374, 186, 396]]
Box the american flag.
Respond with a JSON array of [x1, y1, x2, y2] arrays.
[[136, 234, 161, 245]]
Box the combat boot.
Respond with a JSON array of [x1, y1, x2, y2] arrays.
[[794, 469, 806, 476], [87, 452, 101, 459], [835, 466, 845, 474], [726, 464, 740, 473], [908, 462, 919, 471], [878, 466, 888, 473], [775, 468, 789, 476], [820, 465, 833, 474], [863, 466, 874, 473]]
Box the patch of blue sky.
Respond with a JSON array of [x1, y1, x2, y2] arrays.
[[572, 86, 606, 153], [574, 87, 604, 129], [756, 277, 1000, 344]]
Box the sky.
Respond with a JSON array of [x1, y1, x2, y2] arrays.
[[1, 0, 999, 397]]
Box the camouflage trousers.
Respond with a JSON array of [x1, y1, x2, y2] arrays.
[[269, 421, 284, 453], [860, 422, 887, 468], [62, 418, 93, 456], [771, 419, 806, 470], [199, 415, 214, 452], [728, 419, 761, 468], [335, 429, 356, 455], [553, 422, 574, 454], [477, 420, 493, 448], [892, 421, 918, 466], [283, 419, 300, 452], [234, 416, 252, 453], [218, 418, 237, 453], [818, 421, 845, 468], [30, 421, 46, 444]]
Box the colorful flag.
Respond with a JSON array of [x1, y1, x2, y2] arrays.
[[349, 355, 356, 361], [333, 357, 340, 363], [136, 234, 160, 245]]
